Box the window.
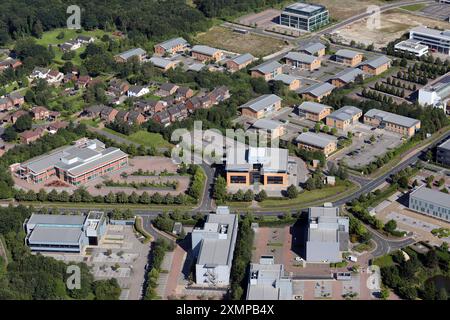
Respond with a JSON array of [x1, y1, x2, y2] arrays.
[[230, 176, 247, 184], [266, 176, 284, 184]]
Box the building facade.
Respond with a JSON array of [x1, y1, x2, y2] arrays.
[[363, 109, 421, 137], [326, 106, 362, 130], [297, 101, 332, 122], [239, 94, 282, 119], [279, 3, 329, 32], [296, 132, 337, 156], [409, 26, 450, 55], [436, 140, 450, 166], [409, 186, 450, 222]]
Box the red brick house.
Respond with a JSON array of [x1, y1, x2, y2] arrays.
[[31, 106, 50, 120]]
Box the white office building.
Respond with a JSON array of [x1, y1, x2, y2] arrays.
[[418, 74, 450, 109], [409, 185, 450, 222], [191, 206, 238, 286], [409, 26, 450, 55], [394, 39, 429, 57]]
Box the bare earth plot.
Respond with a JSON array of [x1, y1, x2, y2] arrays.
[[195, 26, 287, 57], [333, 9, 450, 48], [314, 0, 395, 20]]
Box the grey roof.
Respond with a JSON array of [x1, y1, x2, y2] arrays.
[[327, 105, 362, 121], [118, 48, 146, 60], [128, 85, 147, 94], [250, 60, 282, 74], [191, 45, 221, 56], [28, 226, 83, 245], [150, 56, 175, 68], [226, 147, 288, 172], [273, 74, 299, 85], [332, 68, 364, 83], [298, 101, 332, 114], [230, 53, 255, 65], [302, 82, 335, 97], [410, 185, 450, 208], [438, 139, 450, 151], [27, 213, 86, 226], [247, 263, 293, 300], [300, 42, 326, 55], [364, 109, 420, 128], [252, 118, 283, 130], [239, 94, 282, 112], [361, 55, 391, 69], [157, 37, 187, 50], [410, 26, 450, 41], [195, 212, 238, 266], [335, 49, 362, 59], [296, 132, 337, 148], [284, 51, 317, 64]]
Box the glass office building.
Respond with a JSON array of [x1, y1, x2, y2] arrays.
[[280, 3, 329, 32]]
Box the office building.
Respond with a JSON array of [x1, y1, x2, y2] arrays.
[[437, 139, 450, 166], [301, 82, 335, 102], [358, 55, 392, 75], [154, 37, 188, 56], [306, 205, 349, 263], [409, 26, 450, 55], [18, 138, 128, 185], [326, 105, 362, 130], [364, 109, 421, 137], [409, 185, 450, 222], [25, 211, 107, 253], [394, 39, 429, 57], [239, 94, 282, 119], [250, 61, 283, 81], [329, 68, 364, 88], [247, 256, 293, 300], [295, 132, 337, 156], [299, 42, 326, 57], [284, 52, 321, 71], [334, 49, 363, 67], [297, 101, 332, 122], [418, 74, 450, 109], [279, 3, 329, 32], [191, 45, 223, 62], [191, 207, 238, 286]]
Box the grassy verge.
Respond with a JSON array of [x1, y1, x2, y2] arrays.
[[13, 201, 194, 211], [102, 128, 172, 149], [400, 4, 427, 12], [134, 216, 153, 243], [373, 254, 394, 268]]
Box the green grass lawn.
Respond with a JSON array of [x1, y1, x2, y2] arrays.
[[401, 4, 427, 12], [373, 254, 394, 268], [35, 28, 112, 47], [103, 128, 172, 149]]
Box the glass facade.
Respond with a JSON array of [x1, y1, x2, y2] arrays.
[[280, 4, 329, 32]]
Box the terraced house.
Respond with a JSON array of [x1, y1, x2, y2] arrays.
[[17, 139, 128, 185]]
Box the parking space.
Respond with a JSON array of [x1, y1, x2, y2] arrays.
[[332, 123, 403, 168]]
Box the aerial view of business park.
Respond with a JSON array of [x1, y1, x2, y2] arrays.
[[0, 0, 450, 307]]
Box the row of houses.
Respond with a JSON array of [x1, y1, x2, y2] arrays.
[[58, 35, 95, 52], [19, 121, 68, 144], [4, 106, 60, 125], [0, 92, 25, 111]]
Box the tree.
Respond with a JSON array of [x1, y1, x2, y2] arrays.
[[93, 279, 121, 300], [2, 126, 17, 142], [255, 190, 267, 202], [384, 219, 397, 233], [213, 176, 227, 204], [286, 185, 299, 199], [437, 288, 448, 300], [14, 114, 32, 132]]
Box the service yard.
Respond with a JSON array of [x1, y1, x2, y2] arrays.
[[332, 9, 450, 49], [195, 26, 288, 57]]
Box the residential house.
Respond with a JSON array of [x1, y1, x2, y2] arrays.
[[76, 35, 95, 44], [47, 121, 68, 134], [134, 99, 167, 114], [100, 107, 119, 122], [30, 67, 50, 80], [8, 92, 25, 107], [239, 94, 282, 119], [176, 87, 194, 101], [153, 110, 171, 126], [115, 48, 147, 63], [156, 83, 179, 97], [226, 53, 255, 72], [334, 49, 364, 67], [0, 97, 13, 111], [168, 104, 188, 122], [358, 55, 392, 75], [127, 85, 150, 98], [0, 58, 22, 71], [59, 40, 81, 51], [208, 86, 230, 104], [84, 105, 107, 118], [8, 110, 28, 124], [250, 61, 283, 81], [127, 111, 146, 125], [76, 75, 91, 88], [191, 45, 223, 63], [297, 101, 332, 122], [154, 37, 188, 56], [46, 70, 64, 84], [31, 106, 50, 120], [108, 79, 130, 96], [284, 52, 321, 71], [20, 128, 45, 144]]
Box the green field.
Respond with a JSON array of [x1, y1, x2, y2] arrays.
[[400, 4, 427, 12], [373, 254, 394, 268], [103, 128, 172, 149]]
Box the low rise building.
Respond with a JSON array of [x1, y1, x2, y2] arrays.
[[18, 138, 128, 185], [284, 52, 321, 71], [115, 48, 146, 63], [334, 49, 363, 67], [272, 74, 301, 91], [247, 256, 293, 300], [418, 74, 450, 110], [154, 37, 188, 56], [409, 185, 450, 222], [329, 68, 364, 88], [296, 131, 337, 156], [24, 211, 107, 253], [250, 61, 283, 81], [149, 56, 177, 71], [225, 147, 289, 188], [191, 45, 223, 63], [297, 101, 332, 122], [363, 109, 421, 137], [279, 2, 329, 32], [436, 139, 450, 166], [226, 53, 255, 72], [358, 55, 391, 75], [326, 105, 362, 130], [394, 39, 429, 57], [251, 118, 286, 140], [299, 42, 326, 57], [156, 83, 179, 97], [127, 85, 150, 98], [301, 82, 335, 102], [239, 94, 282, 119], [306, 205, 349, 263], [191, 206, 238, 286], [409, 26, 450, 55]]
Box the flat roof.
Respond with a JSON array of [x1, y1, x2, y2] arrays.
[[438, 139, 450, 151], [250, 60, 282, 74], [327, 105, 362, 122], [298, 101, 332, 114], [364, 109, 420, 128], [284, 51, 317, 64], [296, 132, 337, 148], [247, 263, 293, 300], [191, 45, 221, 56], [410, 185, 450, 208], [27, 213, 86, 226], [239, 94, 282, 112], [301, 82, 335, 97], [226, 147, 288, 172], [335, 49, 362, 59], [395, 39, 429, 51], [410, 26, 450, 41], [28, 226, 83, 244]]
